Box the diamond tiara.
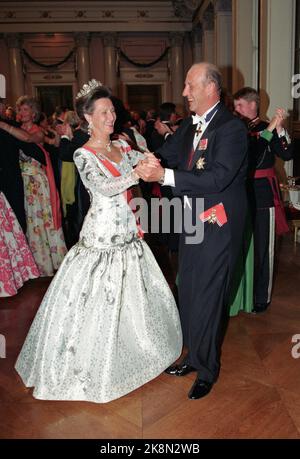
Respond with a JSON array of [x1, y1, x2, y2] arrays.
[[76, 79, 102, 99]]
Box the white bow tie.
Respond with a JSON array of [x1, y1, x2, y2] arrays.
[[193, 114, 207, 125], [192, 114, 203, 125]]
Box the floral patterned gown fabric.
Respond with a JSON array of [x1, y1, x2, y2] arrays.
[[19, 151, 67, 277], [0, 192, 40, 297], [15, 143, 182, 403]]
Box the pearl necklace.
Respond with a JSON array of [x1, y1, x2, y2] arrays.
[[92, 137, 112, 152]]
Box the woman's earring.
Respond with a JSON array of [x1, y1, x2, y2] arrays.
[[88, 121, 93, 136]]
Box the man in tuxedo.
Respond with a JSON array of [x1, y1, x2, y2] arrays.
[[135, 62, 248, 399]]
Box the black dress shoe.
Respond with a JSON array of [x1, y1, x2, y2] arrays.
[[188, 378, 213, 399], [252, 303, 269, 314], [165, 363, 196, 376]]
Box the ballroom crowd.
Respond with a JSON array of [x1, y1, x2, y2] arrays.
[[0, 83, 293, 317]]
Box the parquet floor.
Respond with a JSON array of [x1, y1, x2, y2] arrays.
[[1, 235, 300, 439]]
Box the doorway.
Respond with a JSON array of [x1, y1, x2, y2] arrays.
[[127, 84, 162, 112], [36, 85, 73, 116]]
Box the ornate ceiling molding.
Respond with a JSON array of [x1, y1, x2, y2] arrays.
[[0, 1, 193, 33]]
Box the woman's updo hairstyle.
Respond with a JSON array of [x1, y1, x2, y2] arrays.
[[75, 80, 111, 132]]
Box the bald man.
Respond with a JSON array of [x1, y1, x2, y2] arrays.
[[136, 63, 248, 399]]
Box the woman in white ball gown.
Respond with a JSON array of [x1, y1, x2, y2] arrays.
[[15, 82, 182, 403]]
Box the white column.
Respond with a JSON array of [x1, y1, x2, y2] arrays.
[[215, 0, 232, 91], [170, 32, 184, 106], [75, 32, 90, 89], [192, 24, 203, 63], [259, 0, 295, 177], [232, 0, 259, 93], [103, 33, 118, 95], [5, 33, 25, 101]]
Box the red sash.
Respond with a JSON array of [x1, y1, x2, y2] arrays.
[[254, 168, 289, 236], [84, 145, 144, 238], [187, 147, 195, 169]]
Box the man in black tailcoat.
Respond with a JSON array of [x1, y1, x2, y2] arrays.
[[135, 62, 248, 399]]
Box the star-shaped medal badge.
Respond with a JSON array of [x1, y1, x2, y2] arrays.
[[196, 157, 206, 169]]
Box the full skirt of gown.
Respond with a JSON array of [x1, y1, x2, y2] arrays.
[[15, 236, 182, 403]]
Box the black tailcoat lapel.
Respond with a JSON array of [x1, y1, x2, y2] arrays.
[[189, 104, 228, 170]]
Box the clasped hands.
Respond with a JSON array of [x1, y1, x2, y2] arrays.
[[134, 153, 165, 182], [267, 108, 287, 134]]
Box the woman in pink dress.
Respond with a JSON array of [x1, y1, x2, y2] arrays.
[[0, 96, 67, 276], [0, 191, 39, 297]]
